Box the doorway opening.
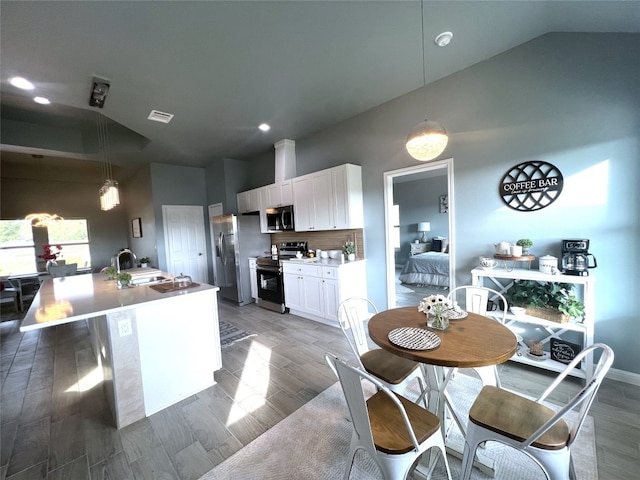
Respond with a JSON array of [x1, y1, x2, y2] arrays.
[[383, 159, 455, 308]]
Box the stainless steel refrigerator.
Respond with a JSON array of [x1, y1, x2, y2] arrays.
[[211, 214, 270, 305]]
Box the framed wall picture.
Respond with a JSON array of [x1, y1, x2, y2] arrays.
[[439, 195, 448, 213], [131, 217, 142, 238]]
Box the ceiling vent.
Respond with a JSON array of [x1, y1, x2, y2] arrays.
[[147, 110, 174, 124]]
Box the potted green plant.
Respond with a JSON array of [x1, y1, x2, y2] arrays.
[[516, 238, 533, 255], [116, 272, 132, 289], [103, 266, 117, 280], [343, 241, 356, 261], [504, 280, 585, 322], [140, 257, 151, 268]]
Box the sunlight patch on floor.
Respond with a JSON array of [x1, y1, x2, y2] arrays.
[[227, 339, 272, 426], [66, 365, 103, 392]]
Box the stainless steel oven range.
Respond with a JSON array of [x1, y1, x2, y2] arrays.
[[255, 241, 307, 313]]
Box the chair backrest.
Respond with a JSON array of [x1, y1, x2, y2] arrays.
[[527, 343, 614, 449], [48, 263, 78, 278], [337, 297, 379, 360], [325, 353, 421, 453], [448, 285, 508, 323]]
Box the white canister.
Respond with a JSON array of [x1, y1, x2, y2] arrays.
[[539, 255, 558, 274], [510, 245, 523, 256]]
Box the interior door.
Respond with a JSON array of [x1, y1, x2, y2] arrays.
[[162, 205, 208, 283]]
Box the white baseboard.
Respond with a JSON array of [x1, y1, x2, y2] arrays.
[[608, 367, 640, 386]]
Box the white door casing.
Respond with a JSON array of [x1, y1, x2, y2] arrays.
[[208, 203, 223, 284], [162, 205, 209, 283], [383, 159, 456, 308]]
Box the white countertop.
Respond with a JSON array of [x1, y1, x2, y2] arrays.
[[282, 257, 366, 266], [20, 273, 219, 332]]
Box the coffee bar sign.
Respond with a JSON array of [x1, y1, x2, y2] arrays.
[[500, 160, 564, 212]]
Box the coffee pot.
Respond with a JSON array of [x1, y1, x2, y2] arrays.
[[561, 239, 597, 276]]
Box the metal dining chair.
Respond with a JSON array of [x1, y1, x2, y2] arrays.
[[325, 353, 452, 480], [337, 297, 428, 405], [461, 343, 614, 480], [48, 263, 78, 278], [447, 285, 512, 387]]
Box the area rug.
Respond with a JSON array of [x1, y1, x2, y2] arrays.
[[219, 320, 255, 347], [199, 373, 596, 480]]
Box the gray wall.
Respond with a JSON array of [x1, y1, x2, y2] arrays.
[[242, 33, 640, 374], [0, 171, 128, 271], [150, 163, 208, 273]]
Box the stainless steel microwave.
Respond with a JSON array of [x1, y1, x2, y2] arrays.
[[265, 205, 294, 232]]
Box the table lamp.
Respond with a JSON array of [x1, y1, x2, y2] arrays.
[[418, 222, 431, 243]]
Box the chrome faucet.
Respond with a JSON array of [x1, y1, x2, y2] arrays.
[[116, 248, 137, 272]]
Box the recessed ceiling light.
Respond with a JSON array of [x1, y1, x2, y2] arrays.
[[34, 96, 50, 105], [258, 123, 271, 132], [10, 76, 35, 90], [434, 31, 453, 47]]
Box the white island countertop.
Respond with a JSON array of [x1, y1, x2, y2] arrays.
[[20, 273, 218, 332]]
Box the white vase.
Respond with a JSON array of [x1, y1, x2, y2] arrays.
[[347, 253, 356, 261]]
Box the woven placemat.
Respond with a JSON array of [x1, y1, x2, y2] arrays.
[[388, 327, 441, 350]]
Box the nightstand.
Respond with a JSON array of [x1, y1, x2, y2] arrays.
[[410, 243, 428, 255]]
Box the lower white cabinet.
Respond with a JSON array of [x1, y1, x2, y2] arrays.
[[283, 260, 366, 325]]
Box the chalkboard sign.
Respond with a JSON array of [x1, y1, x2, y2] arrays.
[[550, 338, 582, 364]]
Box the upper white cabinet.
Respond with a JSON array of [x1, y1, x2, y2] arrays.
[[293, 164, 363, 232], [237, 186, 264, 214], [265, 180, 293, 208], [237, 187, 268, 232], [330, 164, 364, 230]]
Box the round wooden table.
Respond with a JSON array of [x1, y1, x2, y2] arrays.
[[368, 306, 517, 368], [368, 306, 518, 477]]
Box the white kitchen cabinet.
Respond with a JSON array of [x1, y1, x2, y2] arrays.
[[330, 164, 364, 230], [248, 257, 258, 300], [471, 267, 595, 381], [292, 164, 363, 231], [265, 180, 293, 208], [282, 260, 367, 326], [237, 186, 268, 232]]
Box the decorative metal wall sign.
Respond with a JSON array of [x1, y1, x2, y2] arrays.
[[500, 160, 564, 211]]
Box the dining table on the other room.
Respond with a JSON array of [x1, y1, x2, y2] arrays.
[[368, 306, 518, 477]]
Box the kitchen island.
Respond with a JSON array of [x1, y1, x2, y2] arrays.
[[20, 273, 222, 428]]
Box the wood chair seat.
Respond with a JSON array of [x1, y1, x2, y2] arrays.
[[361, 349, 421, 385], [367, 391, 440, 454], [469, 385, 569, 450]]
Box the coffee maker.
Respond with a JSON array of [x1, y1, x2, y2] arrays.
[[561, 239, 597, 276]]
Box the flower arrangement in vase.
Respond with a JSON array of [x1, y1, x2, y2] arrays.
[[38, 244, 63, 270], [418, 294, 453, 330]]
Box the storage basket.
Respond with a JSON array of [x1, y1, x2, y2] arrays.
[[525, 306, 569, 323]]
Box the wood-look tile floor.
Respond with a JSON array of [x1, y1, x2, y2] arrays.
[[1, 300, 639, 479]]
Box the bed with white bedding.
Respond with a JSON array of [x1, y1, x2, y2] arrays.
[[399, 251, 449, 287]]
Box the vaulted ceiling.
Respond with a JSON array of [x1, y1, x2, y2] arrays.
[[2, 1, 639, 176]]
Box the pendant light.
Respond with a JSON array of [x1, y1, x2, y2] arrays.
[[405, 0, 449, 162], [97, 112, 120, 210]]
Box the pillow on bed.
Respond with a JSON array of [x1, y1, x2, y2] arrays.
[[432, 238, 449, 253]]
